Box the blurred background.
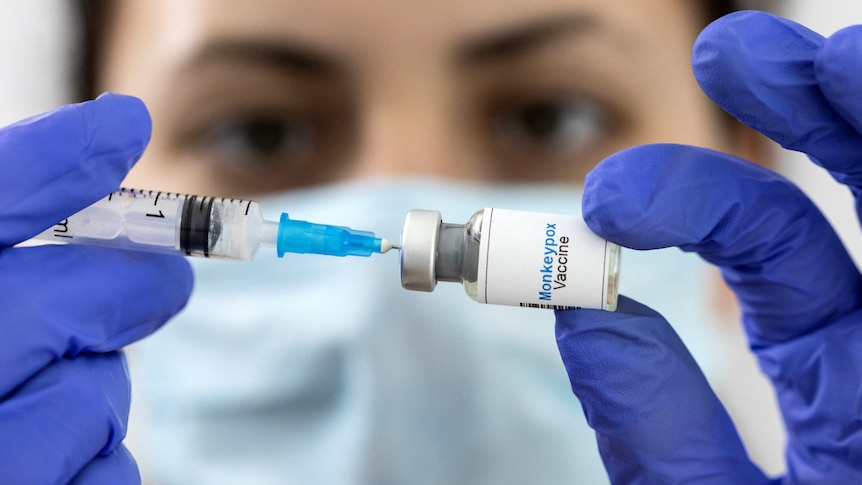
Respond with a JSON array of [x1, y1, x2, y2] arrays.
[[0, 0, 70, 125]]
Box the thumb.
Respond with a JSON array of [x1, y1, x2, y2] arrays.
[[556, 296, 770, 484]]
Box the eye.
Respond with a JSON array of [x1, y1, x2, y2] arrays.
[[492, 98, 605, 157], [202, 115, 318, 169]]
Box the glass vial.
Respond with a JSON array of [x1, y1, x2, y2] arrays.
[[399, 208, 620, 311]]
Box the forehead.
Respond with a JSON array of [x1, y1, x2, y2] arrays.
[[114, 0, 702, 61]]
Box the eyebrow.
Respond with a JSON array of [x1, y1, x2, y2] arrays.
[[180, 39, 343, 77], [458, 14, 609, 65]]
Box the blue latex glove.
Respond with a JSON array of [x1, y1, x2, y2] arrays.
[[556, 11, 862, 484], [0, 94, 193, 483]]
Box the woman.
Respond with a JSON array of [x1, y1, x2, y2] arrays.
[[76, 1, 775, 483]]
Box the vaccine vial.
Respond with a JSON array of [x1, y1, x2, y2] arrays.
[[399, 208, 620, 311]]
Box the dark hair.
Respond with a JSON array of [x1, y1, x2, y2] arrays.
[[71, 0, 112, 103], [702, 0, 744, 27], [71, 0, 746, 102]]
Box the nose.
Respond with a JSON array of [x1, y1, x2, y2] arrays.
[[346, 71, 475, 181]]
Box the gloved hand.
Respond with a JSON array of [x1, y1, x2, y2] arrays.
[[0, 94, 193, 484], [555, 11, 862, 484]]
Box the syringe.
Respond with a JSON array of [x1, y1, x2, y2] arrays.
[[30, 188, 397, 261]]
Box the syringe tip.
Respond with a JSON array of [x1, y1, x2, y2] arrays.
[[379, 238, 400, 253]]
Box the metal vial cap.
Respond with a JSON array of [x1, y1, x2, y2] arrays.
[[399, 209, 441, 292]]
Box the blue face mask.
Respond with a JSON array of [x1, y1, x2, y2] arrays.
[[128, 177, 727, 485]]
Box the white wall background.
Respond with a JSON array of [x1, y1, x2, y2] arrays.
[[0, 0, 70, 126]]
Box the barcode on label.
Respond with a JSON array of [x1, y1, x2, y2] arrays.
[[518, 303, 580, 310]]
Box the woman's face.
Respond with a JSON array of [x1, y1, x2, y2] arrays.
[[101, 0, 734, 197]]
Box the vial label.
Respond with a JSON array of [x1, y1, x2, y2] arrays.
[[476, 208, 612, 310]]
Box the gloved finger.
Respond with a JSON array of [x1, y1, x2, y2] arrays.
[[0, 93, 151, 247], [756, 307, 862, 482], [815, 25, 862, 213], [0, 245, 192, 397], [692, 12, 862, 193], [583, 144, 862, 347], [70, 444, 141, 485], [815, 26, 862, 142], [555, 297, 771, 484], [0, 352, 131, 485]]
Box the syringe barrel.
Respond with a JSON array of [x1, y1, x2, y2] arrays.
[[32, 189, 266, 261], [191, 195, 265, 260]]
